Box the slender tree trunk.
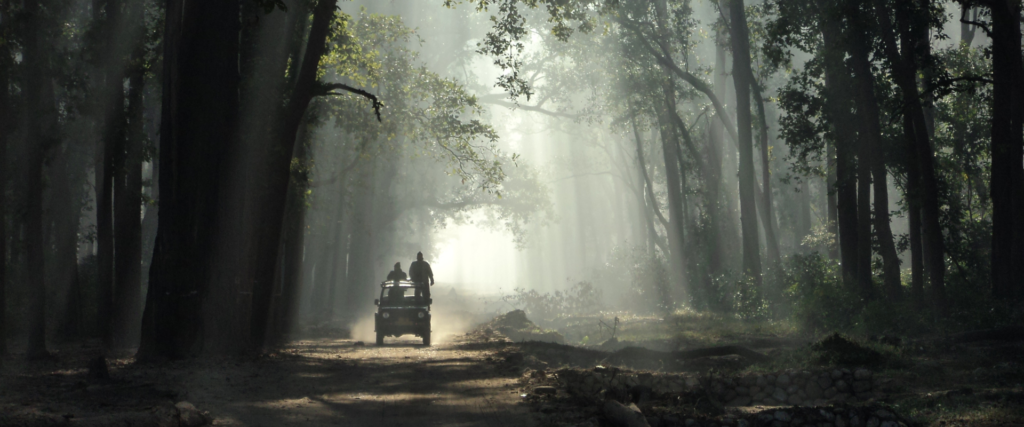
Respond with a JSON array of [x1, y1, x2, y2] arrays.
[[904, 111, 926, 305], [821, 21, 859, 287], [95, 98, 116, 349], [826, 141, 839, 259], [855, 135, 873, 297], [92, 0, 123, 352], [23, 0, 54, 360], [112, 52, 144, 349], [849, 28, 901, 299], [797, 179, 812, 251], [751, 83, 781, 267], [988, 0, 1024, 301], [874, 0, 945, 311], [709, 12, 730, 275], [631, 117, 669, 256], [325, 186, 349, 321], [847, 32, 875, 299], [655, 86, 688, 289], [269, 118, 312, 346], [728, 0, 762, 283], [0, 4, 10, 357], [50, 144, 85, 342]]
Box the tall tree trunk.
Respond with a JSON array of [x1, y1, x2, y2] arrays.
[[51, 144, 85, 341], [821, 20, 859, 287], [988, 0, 1024, 301], [751, 83, 781, 267], [904, 112, 926, 305], [855, 133, 873, 297], [709, 10, 730, 275], [826, 140, 839, 259], [92, 0, 127, 352], [270, 115, 314, 345], [0, 2, 10, 356], [728, 0, 762, 283], [631, 116, 670, 256], [248, 0, 340, 353], [112, 51, 144, 349], [325, 188, 349, 321], [873, 0, 946, 311], [24, 0, 54, 360], [655, 86, 688, 290], [138, 0, 240, 360], [848, 28, 875, 299], [849, 27, 900, 299], [797, 179, 812, 252]]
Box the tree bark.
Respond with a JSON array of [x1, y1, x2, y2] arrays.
[[987, 0, 1024, 302], [248, 0, 340, 353], [23, 0, 55, 360], [324, 186, 350, 322], [873, 0, 946, 311], [826, 141, 838, 259], [709, 11, 731, 275], [0, 2, 9, 356], [751, 83, 781, 267], [138, 0, 240, 360], [797, 179, 812, 252], [630, 115, 670, 256], [821, 20, 860, 287], [655, 86, 688, 293], [848, 26, 901, 299], [50, 144, 85, 342], [112, 48, 144, 349], [727, 0, 762, 284], [905, 112, 926, 306]]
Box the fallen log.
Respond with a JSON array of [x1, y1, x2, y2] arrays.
[[603, 399, 651, 427]]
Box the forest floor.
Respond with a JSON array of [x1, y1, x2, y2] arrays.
[[0, 329, 535, 426], [1, 308, 1022, 426]]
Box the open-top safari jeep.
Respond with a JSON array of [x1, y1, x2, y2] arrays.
[[374, 281, 432, 346]]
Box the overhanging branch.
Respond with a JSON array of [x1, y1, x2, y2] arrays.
[[479, 96, 579, 119], [316, 82, 383, 121]]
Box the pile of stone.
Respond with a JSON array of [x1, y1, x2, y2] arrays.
[[557, 366, 885, 407]]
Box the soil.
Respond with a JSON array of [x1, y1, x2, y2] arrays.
[[0, 332, 535, 426], [2, 312, 1023, 427]]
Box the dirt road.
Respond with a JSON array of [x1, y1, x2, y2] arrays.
[[0, 332, 536, 427], [191, 335, 534, 426]]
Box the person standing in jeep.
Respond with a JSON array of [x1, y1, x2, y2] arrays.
[[409, 252, 434, 301]]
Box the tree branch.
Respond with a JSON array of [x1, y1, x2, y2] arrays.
[[479, 96, 579, 119], [316, 82, 383, 121], [617, 17, 740, 143]]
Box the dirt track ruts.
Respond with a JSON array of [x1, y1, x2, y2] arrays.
[[186, 335, 534, 427]]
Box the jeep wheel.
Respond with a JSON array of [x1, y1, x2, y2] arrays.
[[376, 331, 384, 346], [422, 330, 431, 346]]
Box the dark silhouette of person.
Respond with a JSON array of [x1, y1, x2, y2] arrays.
[[409, 252, 434, 301], [386, 262, 407, 282], [385, 262, 407, 304]]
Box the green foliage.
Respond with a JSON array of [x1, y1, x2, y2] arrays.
[[781, 254, 860, 333], [501, 281, 603, 321], [731, 275, 773, 322], [810, 333, 889, 368]]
